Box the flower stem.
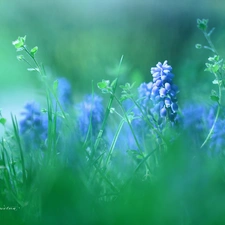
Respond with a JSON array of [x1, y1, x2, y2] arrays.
[[201, 73, 221, 148]]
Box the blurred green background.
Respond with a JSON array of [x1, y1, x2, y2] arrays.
[[1, 0, 225, 120]]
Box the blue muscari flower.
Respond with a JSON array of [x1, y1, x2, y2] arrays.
[[138, 82, 153, 107], [139, 60, 179, 123], [181, 104, 210, 132], [19, 102, 48, 149], [181, 103, 225, 156], [76, 94, 104, 141], [181, 103, 214, 150]]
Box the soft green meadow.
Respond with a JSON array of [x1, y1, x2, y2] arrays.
[[1, 1, 225, 224]]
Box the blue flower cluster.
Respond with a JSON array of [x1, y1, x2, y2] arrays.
[[182, 104, 210, 132], [19, 77, 72, 150], [19, 102, 48, 149], [139, 61, 179, 123], [181, 103, 211, 146], [76, 94, 104, 141], [181, 103, 225, 156]]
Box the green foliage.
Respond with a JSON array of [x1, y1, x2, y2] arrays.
[[210, 89, 219, 102], [97, 79, 112, 93], [197, 18, 208, 31], [12, 36, 26, 50], [12, 35, 41, 74], [196, 19, 225, 148], [195, 43, 202, 49], [205, 55, 223, 74], [30, 46, 38, 58], [0, 110, 6, 126], [120, 82, 135, 102], [52, 79, 58, 93]]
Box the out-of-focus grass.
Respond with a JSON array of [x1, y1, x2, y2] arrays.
[[2, 132, 225, 225]]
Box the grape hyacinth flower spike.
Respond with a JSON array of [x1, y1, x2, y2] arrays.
[[139, 60, 179, 123], [19, 102, 48, 149]]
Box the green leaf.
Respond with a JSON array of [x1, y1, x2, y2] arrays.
[[0, 118, 6, 126], [97, 80, 110, 89], [12, 35, 26, 49], [53, 80, 58, 93], [208, 57, 214, 62], [214, 55, 220, 61], [110, 78, 117, 88], [205, 62, 212, 68], [120, 95, 128, 102], [208, 27, 215, 36], [195, 44, 202, 49], [197, 18, 208, 31], [30, 46, 38, 57], [204, 67, 211, 72], [210, 95, 219, 102], [211, 89, 217, 95], [97, 82, 105, 89], [27, 68, 39, 72], [212, 64, 220, 73], [212, 79, 219, 84], [97, 80, 112, 93], [127, 150, 144, 160], [120, 82, 135, 92], [17, 55, 24, 61], [125, 83, 131, 90], [41, 108, 48, 113], [16, 47, 25, 52], [210, 89, 219, 102], [130, 82, 136, 89]]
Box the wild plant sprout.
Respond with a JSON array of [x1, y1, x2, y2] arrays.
[[196, 19, 225, 148]]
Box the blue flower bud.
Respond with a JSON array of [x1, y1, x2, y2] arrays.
[[164, 97, 171, 108], [171, 102, 178, 113], [160, 107, 167, 117], [165, 83, 171, 91], [159, 88, 167, 97]]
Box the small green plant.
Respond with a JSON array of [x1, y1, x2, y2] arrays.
[[196, 19, 225, 148]]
